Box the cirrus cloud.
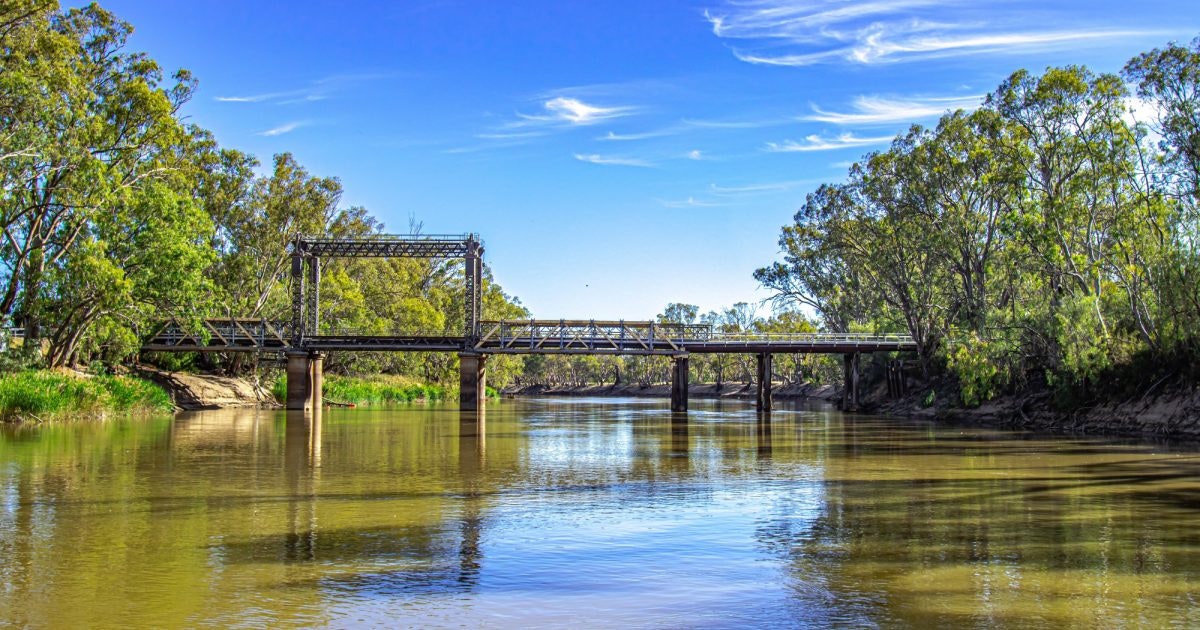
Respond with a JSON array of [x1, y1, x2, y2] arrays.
[[705, 0, 1168, 66], [765, 132, 894, 152], [574, 153, 655, 167]]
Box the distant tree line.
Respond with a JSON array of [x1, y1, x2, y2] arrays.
[[0, 2, 527, 386], [513, 302, 837, 389], [756, 39, 1200, 406]]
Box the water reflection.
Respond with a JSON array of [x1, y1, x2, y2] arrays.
[[284, 408, 320, 563], [458, 407, 486, 587], [756, 413, 773, 460], [2, 400, 1200, 627]]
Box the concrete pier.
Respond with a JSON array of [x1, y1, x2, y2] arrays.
[[755, 352, 773, 412], [459, 353, 487, 411], [285, 351, 323, 411], [670, 355, 689, 412]]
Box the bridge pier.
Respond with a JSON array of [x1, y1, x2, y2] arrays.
[[755, 352, 773, 412], [285, 351, 324, 411], [885, 359, 908, 398], [670, 354, 689, 412], [842, 352, 860, 412], [459, 353, 487, 411]]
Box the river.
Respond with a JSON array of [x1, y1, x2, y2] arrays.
[[2, 398, 1199, 628]]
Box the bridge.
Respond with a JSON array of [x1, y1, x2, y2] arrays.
[[143, 234, 916, 412]]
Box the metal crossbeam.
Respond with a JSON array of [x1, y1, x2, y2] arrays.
[[294, 234, 477, 258]]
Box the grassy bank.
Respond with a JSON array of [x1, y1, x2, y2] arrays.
[[0, 370, 174, 422], [270, 373, 502, 406]]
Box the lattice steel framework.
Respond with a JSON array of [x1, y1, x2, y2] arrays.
[[289, 233, 483, 347], [143, 319, 290, 353], [294, 234, 476, 258]]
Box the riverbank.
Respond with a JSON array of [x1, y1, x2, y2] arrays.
[[0, 370, 173, 422], [507, 377, 1200, 441], [146, 371, 454, 410], [880, 380, 1200, 440]]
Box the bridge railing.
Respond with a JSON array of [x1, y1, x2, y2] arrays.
[[475, 319, 712, 352], [704, 332, 915, 344], [309, 327, 461, 338]]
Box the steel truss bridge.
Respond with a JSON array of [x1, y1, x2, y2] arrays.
[[142, 234, 915, 412], [145, 318, 915, 355]]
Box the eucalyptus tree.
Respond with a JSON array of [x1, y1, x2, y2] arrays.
[[911, 109, 1018, 335], [848, 131, 955, 364], [0, 3, 198, 344], [988, 67, 1139, 375], [754, 183, 871, 333], [1124, 39, 1200, 352]]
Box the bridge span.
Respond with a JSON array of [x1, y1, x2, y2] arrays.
[[142, 235, 916, 413]]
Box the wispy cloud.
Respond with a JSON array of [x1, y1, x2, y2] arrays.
[[658, 196, 726, 208], [476, 130, 548, 141], [574, 153, 654, 167], [216, 73, 389, 104], [256, 121, 309, 137], [516, 97, 635, 127], [682, 117, 791, 130], [217, 91, 325, 104], [709, 180, 816, 196], [599, 128, 678, 141], [805, 94, 983, 124], [765, 132, 893, 152], [705, 0, 1166, 66], [687, 149, 705, 160]]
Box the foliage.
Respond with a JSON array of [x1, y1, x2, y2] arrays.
[[757, 43, 1200, 406], [943, 335, 1009, 407], [0, 2, 528, 393]]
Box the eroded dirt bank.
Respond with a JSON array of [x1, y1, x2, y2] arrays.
[[879, 384, 1200, 440], [138, 368, 277, 410]]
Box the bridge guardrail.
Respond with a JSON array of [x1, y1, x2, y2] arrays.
[[705, 332, 914, 343]]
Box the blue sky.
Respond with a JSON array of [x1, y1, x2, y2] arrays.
[[90, 0, 1193, 320]]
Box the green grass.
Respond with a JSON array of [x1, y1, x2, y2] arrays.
[[273, 373, 447, 405], [0, 370, 173, 421]]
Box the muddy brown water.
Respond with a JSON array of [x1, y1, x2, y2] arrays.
[[2, 398, 1199, 628]]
